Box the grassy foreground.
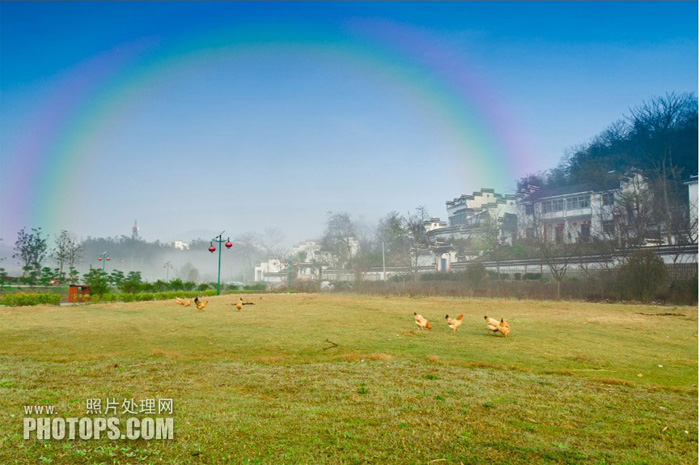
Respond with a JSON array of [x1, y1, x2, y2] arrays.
[[0, 293, 696, 464]]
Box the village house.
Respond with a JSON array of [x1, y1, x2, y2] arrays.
[[516, 169, 650, 244], [428, 188, 518, 245]]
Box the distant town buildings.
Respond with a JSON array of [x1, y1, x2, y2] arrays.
[[253, 169, 697, 285], [168, 240, 190, 250], [427, 188, 517, 245]]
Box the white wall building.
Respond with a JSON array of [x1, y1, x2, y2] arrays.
[[423, 218, 447, 232], [168, 240, 190, 250], [517, 170, 650, 244], [431, 188, 518, 244], [254, 259, 285, 284], [688, 175, 698, 242]]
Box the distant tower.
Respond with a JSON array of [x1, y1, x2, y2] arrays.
[[132, 220, 140, 240]]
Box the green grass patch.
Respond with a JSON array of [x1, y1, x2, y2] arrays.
[[0, 294, 696, 463]]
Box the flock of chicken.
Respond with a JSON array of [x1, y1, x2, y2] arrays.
[[414, 312, 510, 337], [175, 296, 208, 310], [174, 296, 509, 336], [175, 296, 256, 311]]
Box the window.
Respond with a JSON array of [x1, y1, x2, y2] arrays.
[[542, 199, 564, 213], [602, 192, 615, 206], [567, 195, 590, 210], [525, 204, 534, 215]]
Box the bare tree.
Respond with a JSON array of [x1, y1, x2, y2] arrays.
[[405, 206, 430, 281], [628, 92, 698, 245], [52, 230, 82, 281], [473, 210, 507, 279], [536, 239, 572, 300], [262, 228, 288, 259], [376, 211, 410, 267], [320, 212, 356, 269]]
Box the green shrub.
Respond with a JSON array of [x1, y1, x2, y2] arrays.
[[0, 293, 61, 306], [617, 250, 668, 302], [102, 293, 118, 302], [465, 262, 487, 288], [83, 269, 110, 298], [243, 283, 267, 291], [120, 293, 137, 302]]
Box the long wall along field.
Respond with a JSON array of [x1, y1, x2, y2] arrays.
[[0, 293, 696, 464]]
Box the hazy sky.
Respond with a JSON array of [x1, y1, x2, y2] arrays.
[[1, 1, 697, 248]]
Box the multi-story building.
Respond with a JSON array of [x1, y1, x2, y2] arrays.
[[423, 218, 447, 232], [429, 188, 518, 244], [517, 170, 649, 244]]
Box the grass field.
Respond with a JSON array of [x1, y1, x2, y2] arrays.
[[0, 293, 697, 464]]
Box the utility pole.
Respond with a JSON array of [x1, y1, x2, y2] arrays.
[[382, 241, 386, 281]]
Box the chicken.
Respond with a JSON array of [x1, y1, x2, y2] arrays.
[[484, 316, 500, 334], [233, 297, 255, 310], [498, 318, 510, 337], [414, 312, 432, 330], [484, 315, 510, 337], [175, 297, 186, 305], [194, 297, 208, 310], [181, 299, 191, 307], [445, 314, 464, 332]]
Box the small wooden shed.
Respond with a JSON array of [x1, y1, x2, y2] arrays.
[[67, 285, 90, 303]]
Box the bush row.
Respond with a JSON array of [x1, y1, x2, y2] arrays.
[[90, 290, 218, 303], [0, 293, 62, 306]]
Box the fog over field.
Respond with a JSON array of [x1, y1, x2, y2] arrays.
[[0, 2, 696, 258]]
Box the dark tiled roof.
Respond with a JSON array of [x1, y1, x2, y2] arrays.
[[524, 180, 618, 201]]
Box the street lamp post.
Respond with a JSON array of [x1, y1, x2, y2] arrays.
[[163, 261, 174, 281], [208, 232, 233, 296], [97, 251, 110, 272]]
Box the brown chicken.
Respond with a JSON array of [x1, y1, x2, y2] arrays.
[[233, 297, 255, 310], [194, 297, 208, 310], [498, 318, 510, 337], [414, 312, 432, 330], [484, 315, 510, 337], [445, 314, 464, 332]]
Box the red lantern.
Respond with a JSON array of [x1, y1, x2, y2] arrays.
[[208, 246, 216, 253], [225, 241, 232, 249], [106, 257, 110, 261], [98, 257, 103, 262]]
